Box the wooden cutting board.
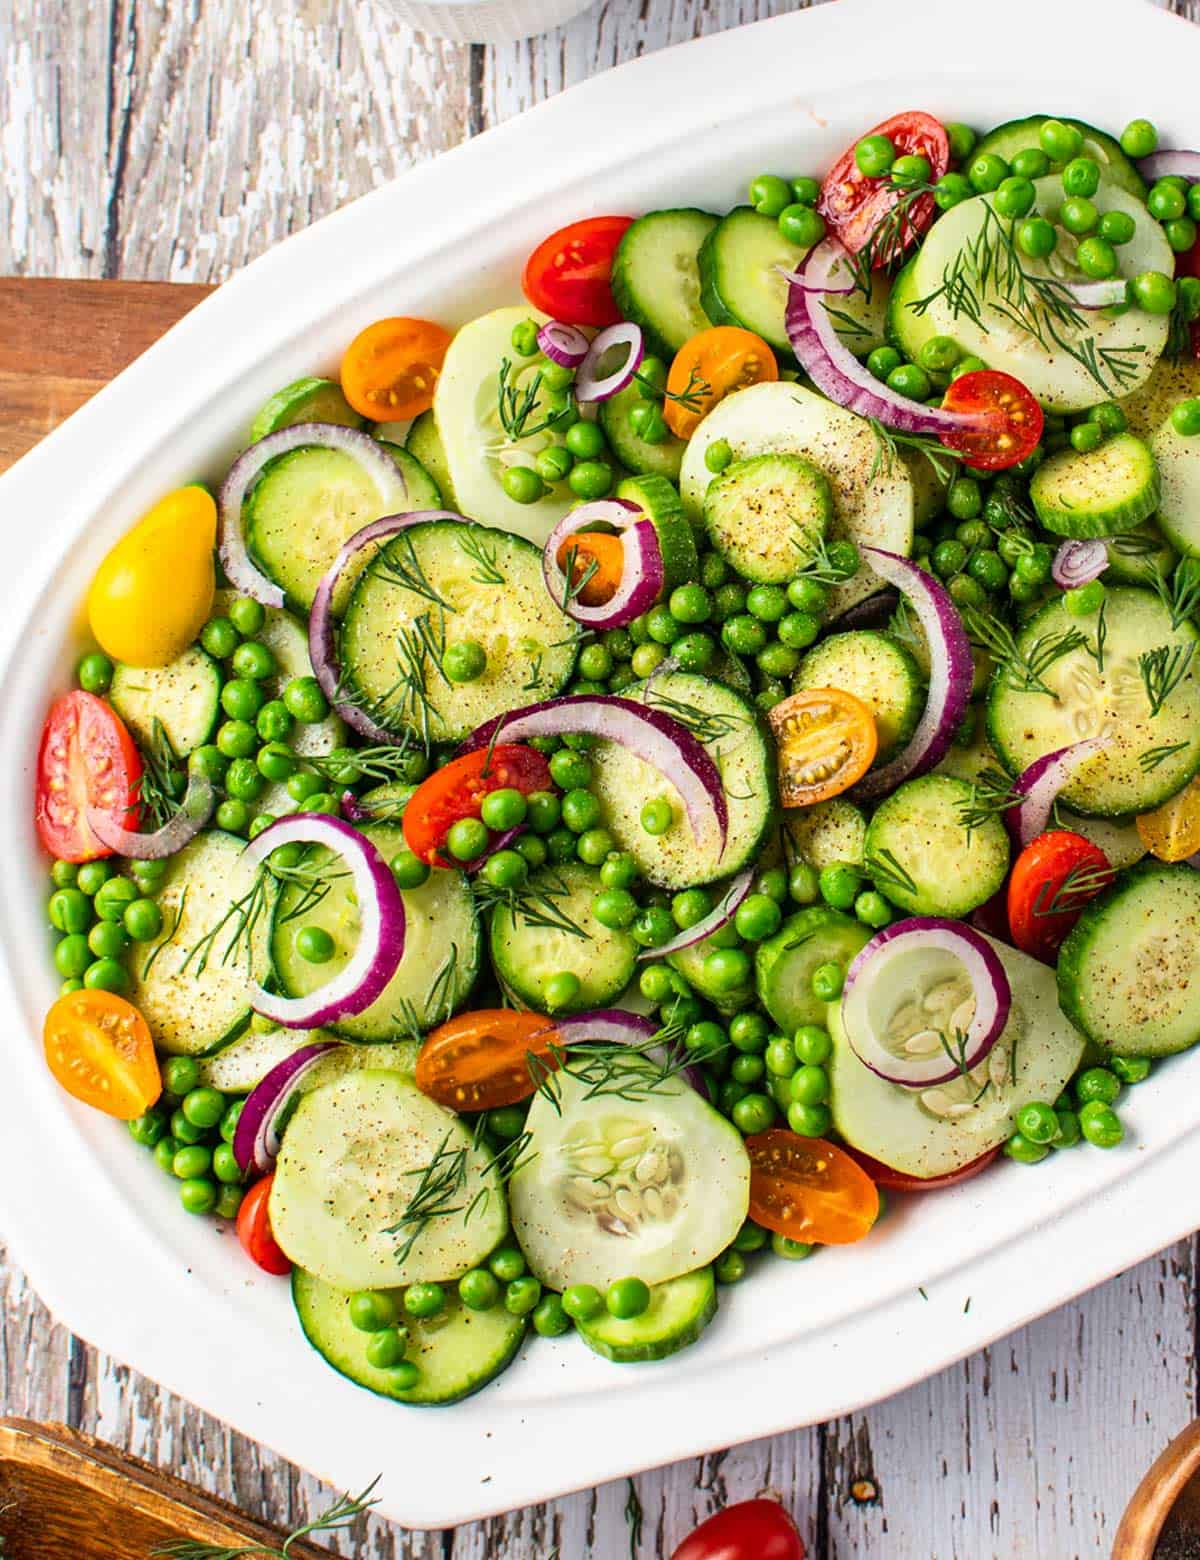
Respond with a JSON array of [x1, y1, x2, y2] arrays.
[[0, 277, 214, 475]]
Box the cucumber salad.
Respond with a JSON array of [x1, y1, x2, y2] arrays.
[[34, 107, 1200, 1407]]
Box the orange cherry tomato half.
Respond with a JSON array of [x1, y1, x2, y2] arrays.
[[843, 1143, 1001, 1193], [671, 1499, 806, 1560], [340, 316, 452, 422], [42, 989, 160, 1120], [1007, 829, 1114, 964], [239, 1174, 292, 1276], [818, 110, 950, 261], [746, 1130, 879, 1245], [767, 688, 878, 808], [416, 1009, 559, 1111], [36, 691, 143, 863], [522, 215, 634, 328], [555, 531, 626, 606], [663, 327, 779, 440], [1136, 775, 1200, 862], [939, 370, 1044, 472], [402, 744, 554, 866]]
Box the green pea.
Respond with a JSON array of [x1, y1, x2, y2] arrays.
[[479, 851, 525, 895], [742, 584, 785, 624], [788, 862, 819, 905], [1016, 1100, 1060, 1145], [811, 961, 844, 1002], [1149, 180, 1187, 222], [761, 1035, 794, 1078], [1039, 119, 1082, 162], [790, 175, 820, 205], [501, 465, 545, 504], [703, 947, 752, 994], [94, 876, 137, 922], [720, 614, 767, 657], [1120, 118, 1158, 158], [628, 403, 669, 444], [749, 173, 792, 216], [606, 1276, 651, 1319], [672, 631, 715, 674], [772, 1233, 814, 1260], [181, 1086, 226, 1130], [283, 676, 329, 724], [596, 853, 636, 894], [639, 796, 673, 837], [667, 887, 709, 931], [589, 888, 635, 931], [515, 835, 548, 870], [735, 893, 782, 943], [1180, 277, 1200, 320], [486, 1105, 527, 1142], [215, 720, 256, 764], [179, 1178, 218, 1216], [1075, 1066, 1121, 1106], [510, 318, 540, 356], [705, 438, 733, 474], [786, 1062, 828, 1107], [458, 1268, 501, 1311], [478, 788, 526, 833], [818, 864, 862, 912], [441, 639, 486, 684], [714, 1249, 747, 1285], [187, 744, 227, 787], [1054, 1108, 1082, 1149], [563, 419, 604, 460], [558, 788, 598, 835], [854, 890, 892, 928], [211, 1142, 243, 1185], [626, 643, 661, 679], [667, 583, 710, 627], [1097, 209, 1136, 247], [933, 172, 973, 211], [776, 611, 819, 652], [153, 1136, 180, 1174], [1064, 580, 1106, 617], [200, 617, 238, 659], [77, 651, 113, 694], [125, 1108, 166, 1150], [50, 860, 79, 890], [83, 957, 129, 993], [568, 460, 613, 500], [1060, 196, 1098, 237], [968, 152, 1009, 193], [931, 538, 967, 578], [294, 925, 335, 965], [545, 827, 578, 865], [886, 362, 932, 400], [562, 1283, 604, 1322], [731, 1054, 764, 1085], [382, 1360, 420, 1393], [398, 1281, 444, 1320], [944, 122, 976, 162], [891, 153, 931, 188], [159, 1056, 198, 1097], [543, 971, 581, 1012], [787, 1101, 831, 1136], [481, 1246, 525, 1284], [365, 1326, 410, 1370], [1016, 217, 1056, 259], [1003, 1130, 1049, 1165], [504, 1275, 542, 1317], [532, 1293, 572, 1337], [950, 354, 989, 380], [792, 1024, 831, 1067], [866, 346, 903, 382], [1110, 1055, 1152, 1084], [227, 756, 267, 803], [917, 334, 963, 374], [76, 861, 112, 897], [778, 203, 826, 247], [712, 582, 748, 622], [1009, 147, 1049, 180], [855, 133, 895, 177], [224, 597, 263, 637], [577, 643, 612, 683], [214, 798, 249, 835], [231, 640, 275, 682], [221, 678, 265, 723], [535, 444, 573, 484], [349, 1290, 398, 1332], [440, 817, 484, 862], [1166, 217, 1199, 253], [1076, 236, 1117, 280], [1130, 270, 1177, 315], [993, 177, 1035, 220], [172, 1145, 212, 1180], [1079, 1100, 1123, 1148], [49, 888, 92, 936], [1089, 401, 1127, 436]]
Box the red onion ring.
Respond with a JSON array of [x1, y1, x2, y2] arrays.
[[232, 1040, 338, 1174], [219, 423, 407, 607], [575, 322, 644, 403], [1003, 738, 1110, 847], [636, 868, 753, 961], [88, 772, 214, 859], [543, 498, 665, 629], [1062, 279, 1128, 310], [1139, 150, 1200, 182], [850, 548, 974, 800], [1051, 539, 1109, 590], [552, 1009, 709, 1097], [459, 694, 728, 852], [841, 917, 1011, 1089], [537, 320, 590, 367], [242, 813, 406, 1027]]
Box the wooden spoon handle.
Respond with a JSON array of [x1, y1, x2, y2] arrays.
[[1112, 1418, 1200, 1557]]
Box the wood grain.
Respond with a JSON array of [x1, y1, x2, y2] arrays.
[[4, 0, 1200, 1555]]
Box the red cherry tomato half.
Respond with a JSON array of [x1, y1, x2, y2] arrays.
[[523, 215, 635, 327], [939, 370, 1044, 471], [238, 1175, 291, 1276], [843, 1144, 1001, 1193], [416, 1009, 559, 1111], [1007, 829, 1113, 964], [671, 1499, 806, 1560], [35, 691, 143, 863], [818, 111, 950, 261], [402, 744, 554, 867]]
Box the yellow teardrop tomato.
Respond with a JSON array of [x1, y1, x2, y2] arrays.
[[1136, 775, 1200, 862], [87, 485, 216, 667]]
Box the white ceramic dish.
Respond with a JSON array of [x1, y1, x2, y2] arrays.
[[381, 0, 595, 46], [1, 0, 1198, 1528]]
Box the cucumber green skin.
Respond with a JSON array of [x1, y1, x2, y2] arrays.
[[974, 115, 1147, 199], [577, 1268, 717, 1363], [615, 473, 698, 591], [610, 208, 719, 359], [698, 206, 802, 358], [885, 256, 939, 364], [405, 410, 457, 508], [1029, 434, 1160, 539], [248, 377, 364, 444], [1103, 522, 1177, 585], [755, 907, 871, 1034], [600, 384, 685, 481]]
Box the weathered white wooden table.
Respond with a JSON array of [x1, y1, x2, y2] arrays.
[[2, 1, 1198, 1552]]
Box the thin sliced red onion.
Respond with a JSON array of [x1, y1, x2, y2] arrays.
[[463, 825, 525, 876], [543, 498, 664, 629], [553, 1009, 708, 1097], [575, 322, 644, 403], [232, 1040, 338, 1174], [460, 695, 728, 851], [537, 320, 589, 367], [777, 255, 856, 296], [1051, 539, 1108, 590], [1004, 738, 1110, 847], [243, 814, 406, 1027], [1139, 150, 1200, 182], [219, 424, 407, 607], [308, 509, 468, 742], [828, 587, 900, 633], [339, 790, 373, 823], [636, 868, 754, 961], [842, 917, 1011, 1089], [850, 548, 974, 800], [88, 772, 213, 859], [1063, 279, 1127, 310]]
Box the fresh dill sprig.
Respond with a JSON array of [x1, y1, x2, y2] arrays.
[[353, 612, 448, 752], [643, 686, 748, 745], [957, 765, 1022, 837], [791, 530, 861, 589], [497, 356, 562, 442], [141, 889, 188, 981], [1032, 861, 1113, 917], [863, 847, 918, 901], [1139, 740, 1190, 773], [306, 743, 420, 788], [371, 532, 455, 612], [559, 541, 600, 613], [385, 1131, 471, 1265], [1165, 289, 1195, 361], [963, 607, 1085, 698], [177, 853, 341, 975], [530, 1022, 708, 1108], [937, 1027, 974, 1082], [1151, 557, 1200, 631], [465, 1130, 539, 1224], [847, 182, 939, 291], [1085, 598, 1108, 675], [135, 718, 186, 830], [151, 1479, 381, 1558], [522, 651, 546, 693], [474, 870, 592, 941], [1138, 641, 1197, 718], [633, 361, 710, 414], [823, 303, 872, 340], [457, 527, 506, 586], [868, 418, 965, 488]]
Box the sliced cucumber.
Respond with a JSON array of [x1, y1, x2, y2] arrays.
[[248, 377, 363, 444], [702, 453, 832, 584], [793, 630, 924, 763], [1150, 413, 1200, 556], [669, 926, 756, 1015], [1120, 354, 1200, 440], [434, 306, 575, 545], [755, 906, 872, 1035], [615, 472, 698, 591], [270, 1070, 507, 1290], [934, 723, 997, 785], [1060, 809, 1147, 871], [600, 383, 686, 481], [271, 821, 479, 1042], [509, 1062, 749, 1291], [405, 409, 458, 508], [1030, 433, 1159, 538], [1103, 521, 1177, 586], [678, 382, 913, 617], [340, 518, 574, 744], [109, 647, 221, 759], [862, 774, 1010, 918], [781, 798, 868, 870], [590, 672, 776, 891], [885, 255, 938, 366], [830, 934, 1086, 1179], [577, 1268, 717, 1363], [489, 861, 636, 1014], [973, 115, 1147, 199], [1058, 860, 1200, 1056], [986, 586, 1200, 816], [610, 209, 719, 357], [129, 830, 268, 1055], [197, 1028, 418, 1094], [293, 1268, 525, 1405], [376, 440, 443, 510]]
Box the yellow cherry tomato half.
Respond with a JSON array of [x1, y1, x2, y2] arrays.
[[767, 687, 878, 808], [1136, 775, 1200, 862], [87, 485, 216, 667], [43, 989, 161, 1119], [663, 326, 779, 439]]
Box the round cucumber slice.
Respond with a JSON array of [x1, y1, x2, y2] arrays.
[[972, 116, 1146, 199], [510, 1066, 749, 1292], [1151, 413, 1200, 557], [1030, 433, 1159, 538], [577, 1268, 718, 1363], [109, 646, 221, 759], [198, 1030, 419, 1094], [600, 383, 685, 481], [782, 798, 868, 870], [248, 377, 363, 443], [702, 453, 833, 584], [793, 629, 924, 762], [755, 906, 872, 1035], [1103, 522, 1177, 587], [615, 472, 698, 590], [862, 775, 1010, 918]]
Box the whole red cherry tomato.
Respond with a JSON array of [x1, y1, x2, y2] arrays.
[[671, 1499, 805, 1560], [238, 1174, 291, 1276]]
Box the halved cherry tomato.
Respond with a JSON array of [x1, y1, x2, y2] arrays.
[[416, 1009, 558, 1111], [843, 1143, 1000, 1193], [671, 1499, 806, 1560], [767, 688, 877, 808], [746, 1130, 879, 1245], [239, 1174, 292, 1276], [663, 327, 779, 440], [36, 691, 143, 863], [555, 531, 625, 606], [402, 744, 554, 866], [818, 111, 950, 261], [340, 316, 452, 422], [940, 370, 1044, 472], [1007, 830, 1113, 963], [1136, 775, 1200, 862], [522, 215, 634, 327], [42, 989, 160, 1119]]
